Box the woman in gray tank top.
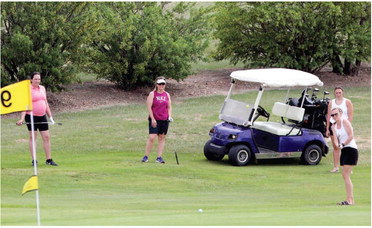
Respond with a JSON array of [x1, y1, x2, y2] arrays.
[[331, 108, 358, 205], [326, 87, 354, 173]]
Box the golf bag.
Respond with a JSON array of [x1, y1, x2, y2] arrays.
[[287, 88, 330, 136]]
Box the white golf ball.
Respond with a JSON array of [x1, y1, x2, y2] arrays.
[[198, 208, 203, 213]]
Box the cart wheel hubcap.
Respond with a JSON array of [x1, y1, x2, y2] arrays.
[[309, 149, 320, 162], [238, 150, 249, 162]]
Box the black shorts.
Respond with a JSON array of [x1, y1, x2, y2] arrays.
[[340, 147, 358, 166], [25, 114, 49, 132], [148, 118, 169, 135]]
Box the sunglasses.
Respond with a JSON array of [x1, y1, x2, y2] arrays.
[[157, 83, 166, 85], [331, 113, 338, 117]]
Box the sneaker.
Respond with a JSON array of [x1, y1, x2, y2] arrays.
[[46, 159, 58, 166], [156, 157, 165, 164], [32, 160, 38, 166], [141, 156, 149, 162]]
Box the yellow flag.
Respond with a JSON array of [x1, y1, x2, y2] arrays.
[[0, 80, 33, 115], [22, 175, 39, 195]]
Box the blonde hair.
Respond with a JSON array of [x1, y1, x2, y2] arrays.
[[153, 76, 166, 92]]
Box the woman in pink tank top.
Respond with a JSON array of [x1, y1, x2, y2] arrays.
[[16, 72, 58, 166], [141, 77, 172, 163], [326, 87, 354, 173]]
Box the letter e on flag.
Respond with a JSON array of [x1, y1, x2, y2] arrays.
[[0, 80, 33, 115]]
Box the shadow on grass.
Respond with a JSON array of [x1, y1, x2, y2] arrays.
[[200, 157, 303, 167]]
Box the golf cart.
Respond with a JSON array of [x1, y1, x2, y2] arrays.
[[204, 68, 329, 166]]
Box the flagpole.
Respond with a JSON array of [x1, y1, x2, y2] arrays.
[[30, 111, 41, 226]]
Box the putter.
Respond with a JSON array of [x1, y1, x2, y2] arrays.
[[175, 151, 179, 165], [166, 118, 176, 164], [20, 122, 63, 125]]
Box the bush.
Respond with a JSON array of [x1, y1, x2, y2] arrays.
[[1, 2, 97, 91], [212, 2, 370, 75], [89, 2, 211, 90]]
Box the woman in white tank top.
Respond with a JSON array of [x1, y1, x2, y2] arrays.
[[326, 87, 354, 173], [331, 108, 358, 205]]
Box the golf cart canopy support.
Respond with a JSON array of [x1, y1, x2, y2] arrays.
[[220, 68, 324, 126]]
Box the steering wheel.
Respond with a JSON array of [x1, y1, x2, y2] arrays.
[[254, 105, 270, 121]]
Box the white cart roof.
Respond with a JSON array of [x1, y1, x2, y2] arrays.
[[230, 68, 324, 87]]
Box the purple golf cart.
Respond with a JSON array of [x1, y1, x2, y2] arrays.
[[204, 68, 329, 166]]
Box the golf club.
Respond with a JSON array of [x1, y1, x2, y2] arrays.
[[175, 151, 179, 165], [19, 122, 63, 126]]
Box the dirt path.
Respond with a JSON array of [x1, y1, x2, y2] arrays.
[[3, 65, 371, 117]]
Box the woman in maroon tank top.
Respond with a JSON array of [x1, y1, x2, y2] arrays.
[[141, 77, 172, 163]]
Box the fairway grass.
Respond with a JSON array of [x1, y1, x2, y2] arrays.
[[1, 87, 370, 226]]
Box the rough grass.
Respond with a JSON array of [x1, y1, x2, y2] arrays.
[[1, 87, 370, 226]]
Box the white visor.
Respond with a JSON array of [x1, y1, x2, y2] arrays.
[[156, 79, 166, 84]]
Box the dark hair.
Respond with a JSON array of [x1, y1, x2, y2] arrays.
[[31, 72, 41, 79], [334, 86, 343, 91]]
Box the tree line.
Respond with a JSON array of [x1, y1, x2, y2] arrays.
[[1, 2, 370, 91]]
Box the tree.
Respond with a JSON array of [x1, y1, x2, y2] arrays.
[[89, 2, 210, 90], [1, 2, 98, 90], [331, 2, 371, 75], [212, 2, 370, 75]]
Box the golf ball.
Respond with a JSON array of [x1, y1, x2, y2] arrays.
[[198, 208, 203, 213]]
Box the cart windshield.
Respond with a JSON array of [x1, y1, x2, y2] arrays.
[[219, 98, 253, 126]]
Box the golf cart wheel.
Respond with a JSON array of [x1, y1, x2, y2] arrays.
[[228, 145, 251, 166], [301, 144, 322, 165], [204, 140, 225, 161]]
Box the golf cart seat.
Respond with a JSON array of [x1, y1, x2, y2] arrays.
[[272, 102, 305, 122], [252, 122, 300, 136], [252, 102, 304, 136]]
